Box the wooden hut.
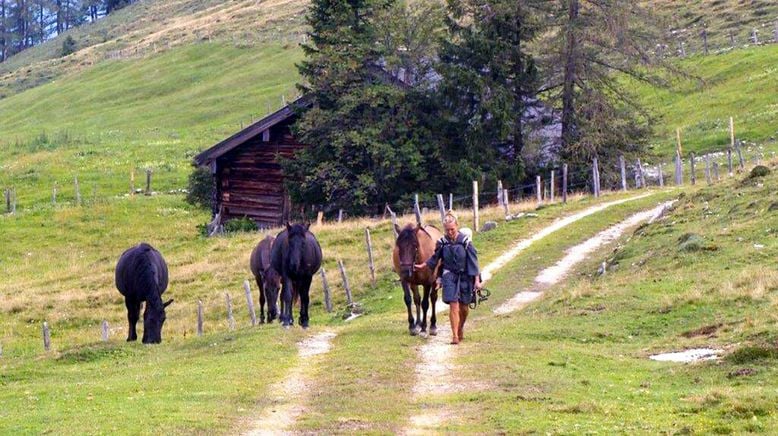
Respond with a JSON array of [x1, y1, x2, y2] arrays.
[[194, 96, 311, 227]]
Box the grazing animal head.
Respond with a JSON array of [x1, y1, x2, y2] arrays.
[[395, 224, 420, 280], [286, 222, 310, 276], [142, 299, 173, 344]]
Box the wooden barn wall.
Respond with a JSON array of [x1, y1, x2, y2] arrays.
[[216, 122, 304, 226]]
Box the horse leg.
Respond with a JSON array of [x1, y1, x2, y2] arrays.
[[298, 276, 312, 328], [429, 285, 438, 336], [281, 276, 294, 327], [125, 299, 141, 341], [412, 284, 422, 335], [420, 284, 430, 334], [257, 276, 266, 324], [402, 281, 416, 335]]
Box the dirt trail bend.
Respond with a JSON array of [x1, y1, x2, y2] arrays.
[[405, 196, 671, 434], [244, 330, 337, 436]]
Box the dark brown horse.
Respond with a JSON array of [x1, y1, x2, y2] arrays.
[[271, 223, 323, 328], [393, 224, 442, 336], [250, 235, 282, 324], [115, 243, 173, 344]]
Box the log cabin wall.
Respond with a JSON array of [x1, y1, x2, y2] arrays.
[[216, 119, 303, 226]]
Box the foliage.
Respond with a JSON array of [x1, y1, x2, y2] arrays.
[[748, 165, 771, 179], [431, 0, 542, 192], [223, 216, 258, 233], [61, 36, 78, 57], [185, 166, 214, 210]]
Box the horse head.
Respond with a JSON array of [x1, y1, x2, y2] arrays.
[[286, 222, 310, 276], [142, 298, 173, 344], [395, 224, 421, 280]]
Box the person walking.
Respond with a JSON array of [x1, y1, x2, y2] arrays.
[[415, 213, 481, 344]]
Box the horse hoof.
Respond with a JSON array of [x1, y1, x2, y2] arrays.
[[409, 328, 418, 336], [429, 328, 438, 336]]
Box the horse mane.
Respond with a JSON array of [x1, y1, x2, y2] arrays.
[[397, 224, 419, 248]]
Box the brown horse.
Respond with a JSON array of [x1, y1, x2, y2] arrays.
[[393, 224, 442, 336], [250, 235, 281, 324]]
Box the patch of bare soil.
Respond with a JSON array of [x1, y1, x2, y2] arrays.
[[244, 330, 336, 436]]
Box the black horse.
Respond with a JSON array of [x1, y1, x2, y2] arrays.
[[250, 235, 282, 323], [271, 223, 322, 328], [115, 243, 173, 344]]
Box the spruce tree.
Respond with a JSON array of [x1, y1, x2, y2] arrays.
[[287, 0, 435, 214]]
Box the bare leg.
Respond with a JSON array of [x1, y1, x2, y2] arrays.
[[458, 303, 469, 342], [449, 302, 460, 344]]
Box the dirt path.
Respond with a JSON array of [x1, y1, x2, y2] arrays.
[[244, 330, 337, 436], [404, 196, 670, 434]]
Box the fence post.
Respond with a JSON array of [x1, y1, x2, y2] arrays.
[[550, 171, 556, 202], [705, 155, 712, 185], [774, 21, 778, 43], [736, 140, 745, 171], [74, 176, 81, 206], [243, 280, 257, 326], [637, 159, 645, 189], [472, 181, 479, 232], [536, 175, 543, 204], [729, 30, 735, 47], [338, 260, 353, 307], [225, 293, 236, 331], [388, 206, 398, 237], [497, 180, 504, 207], [690, 152, 696, 185], [316, 211, 324, 227], [713, 162, 720, 181], [729, 117, 735, 176], [414, 194, 422, 226], [562, 164, 568, 204], [320, 268, 333, 313], [751, 28, 758, 44], [130, 168, 135, 195], [619, 155, 627, 191], [365, 228, 376, 287], [675, 150, 683, 185], [43, 322, 51, 351], [702, 28, 709, 55], [197, 300, 204, 336], [4, 189, 10, 213], [502, 189, 509, 216], [436, 194, 446, 224], [592, 158, 600, 197], [338, 209, 344, 223], [145, 169, 152, 196], [658, 165, 664, 187], [448, 193, 453, 211], [101, 320, 109, 342], [52, 182, 57, 204]]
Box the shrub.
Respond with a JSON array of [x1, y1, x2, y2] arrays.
[[62, 36, 77, 56], [185, 167, 214, 210], [224, 217, 257, 233], [748, 165, 771, 179]]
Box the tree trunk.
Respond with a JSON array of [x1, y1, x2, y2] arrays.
[[561, 0, 579, 149]]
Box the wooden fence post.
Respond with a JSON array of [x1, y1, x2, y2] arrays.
[[637, 159, 645, 189], [197, 300, 204, 336], [448, 193, 453, 211], [619, 155, 627, 192], [562, 164, 568, 204], [592, 158, 600, 197], [436, 194, 446, 224], [316, 211, 324, 227], [472, 181, 479, 232], [225, 293, 236, 331], [74, 176, 81, 206], [705, 155, 712, 185], [365, 228, 376, 287], [713, 162, 720, 181], [43, 322, 51, 351], [736, 140, 745, 170], [690, 152, 696, 185], [243, 280, 257, 326], [338, 260, 353, 307], [497, 180, 504, 207], [414, 194, 422, 226], [338, 209, 344, 223], [101, 320, 109, 342], [52, 182, 57, 204], [536, 175, 542, 204], [550, 171, 555, 202], [658, 165, 664, 187], [702, 28, 709, 55], [320, 268, 333, 313], [4, 188, 10, 213], [729, 117, 735, 176], [145, 169, 152, 196], [130, 168, 135, 195], [502, 189, 509, 216], [675, 150, 683, 185]]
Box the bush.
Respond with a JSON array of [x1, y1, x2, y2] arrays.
[[185, 167, 214, 210], [748, 165, 771, 179], [61, 36, 77, 56], [224, 217, 257, 233]]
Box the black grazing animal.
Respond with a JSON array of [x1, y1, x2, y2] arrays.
[[115, 243, 173, 344], [250, 235, 282, 323], [271, 223, 322, 328]]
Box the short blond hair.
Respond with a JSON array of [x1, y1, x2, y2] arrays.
[[443, 212, 458, 225]]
